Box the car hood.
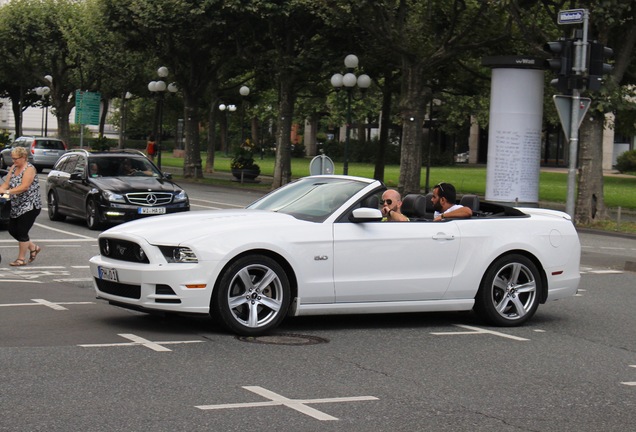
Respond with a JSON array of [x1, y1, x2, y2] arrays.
[[101, 209, 303, 244], [90, 176, 182, 193]]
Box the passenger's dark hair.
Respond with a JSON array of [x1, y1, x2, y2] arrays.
[[435, 182, 457, 203]]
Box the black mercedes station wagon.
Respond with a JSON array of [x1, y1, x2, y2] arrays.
[[46, 149, 189, 230]]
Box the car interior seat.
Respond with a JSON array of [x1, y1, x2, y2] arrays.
[[459, 194, 480, 215], [360, 195, 379, 209], [424, 193, 435, 219], [401, 194, 427, 220]]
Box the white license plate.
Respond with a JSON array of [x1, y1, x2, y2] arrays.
[[98, 266, 118, 282], [138, 207, 166, 214]]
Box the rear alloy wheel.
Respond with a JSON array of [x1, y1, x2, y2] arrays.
[[47, 191, 66, 221], [474, 254, 541, 326], [213, 255, 290, 336], [86, 199, 102, 230]]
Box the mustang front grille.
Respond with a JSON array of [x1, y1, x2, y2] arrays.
[[95, 278, 141, 299], [99, 238, 149, 263], [126, 192, 173, 206]]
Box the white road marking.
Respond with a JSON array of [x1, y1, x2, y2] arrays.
[[431, 324, 530, 341], [78, 333, 205, 352], [622, 382, 636, 386], [0, 299, 94, 310], [196, 386, 378, 421], [189, 199, 244, 208]]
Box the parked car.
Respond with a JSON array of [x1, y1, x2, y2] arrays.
[[89, 175, 581, 336], [0, 136, 67, 172], [455, 151, 469, 163], [46, 149, 189, 230], [0, 168, 10, 228]]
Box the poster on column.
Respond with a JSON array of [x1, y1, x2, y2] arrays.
[[485, 115, 541, 203], [485, 67, 543, 205]]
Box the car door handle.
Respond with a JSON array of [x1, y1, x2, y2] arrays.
[[432, 233, 455, 241]]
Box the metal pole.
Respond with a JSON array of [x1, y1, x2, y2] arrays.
[[565, 10, 588, 219], [157, 93, 164, 171], [344, 89, 352, 175], [566, 89, 579, 218]]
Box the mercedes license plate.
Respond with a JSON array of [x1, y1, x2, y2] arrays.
[[138, 207, 166, 214], [98, 266, 118, 282]]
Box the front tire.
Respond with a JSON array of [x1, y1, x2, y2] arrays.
[[47, 191, 66, 221], [86, 199, 102, 230], [474, 254, 541, 326], [212, 255, 290, 336]]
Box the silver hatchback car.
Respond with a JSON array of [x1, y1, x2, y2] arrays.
[[0, 136, 68, 172]]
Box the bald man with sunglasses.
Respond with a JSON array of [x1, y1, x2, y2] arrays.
[[381, 189, 409, 221]]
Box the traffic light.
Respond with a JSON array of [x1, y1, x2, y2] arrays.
[[544, 39, 574, 93], [587, 41, 613, 91]]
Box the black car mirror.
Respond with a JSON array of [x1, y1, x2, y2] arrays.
[[69, 172, 83, 181], [163, 172, 172, 179]]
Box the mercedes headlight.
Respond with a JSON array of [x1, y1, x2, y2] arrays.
[[102, 190, 126, 203], [174, 190, 188, 202]]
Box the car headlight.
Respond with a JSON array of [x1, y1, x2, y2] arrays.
[[102, 190, 126, 203], [174, 190, 188, 202], [158, 246, 198, 263]]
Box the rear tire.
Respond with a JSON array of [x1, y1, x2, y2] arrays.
[[474, 254, 541, 326], [212, 254, 290, 336]]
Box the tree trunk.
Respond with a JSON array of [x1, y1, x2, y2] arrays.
[[98, 97, 109, 138], [11, 93, 23, 138], [398, 60, 428, 195], [272, 76, 295, 189], [575, 113, 607, 224], [374, 74, 393, 181], [182, 90, 203, 178], [206, 93, 218, 173], [305, 115, 318, 157], [51, 89, 74, 145]]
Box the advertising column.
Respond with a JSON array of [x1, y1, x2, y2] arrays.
[[482, 57, 544, 206]]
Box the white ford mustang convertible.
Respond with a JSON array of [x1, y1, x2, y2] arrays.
[[89, 175, 581, 336]]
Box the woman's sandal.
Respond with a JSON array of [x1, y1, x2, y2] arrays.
[[29, 245, 41, 263], [10, 258, 27, 266]]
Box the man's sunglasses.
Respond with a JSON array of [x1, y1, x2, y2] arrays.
[[380, 199, 393, 205]]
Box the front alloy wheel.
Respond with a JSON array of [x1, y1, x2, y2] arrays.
[[474, 254, 541, 326], [213, 255, 290, 336], [47, 191, 66, 221], [86, 199, 102, 230]]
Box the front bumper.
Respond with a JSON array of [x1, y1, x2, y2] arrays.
[[89, 254, 222, 315], [98, 202, 190, 224]]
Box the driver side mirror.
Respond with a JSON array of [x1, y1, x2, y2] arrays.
[[349, 207, 382, 223]]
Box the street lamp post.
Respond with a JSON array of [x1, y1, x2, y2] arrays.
[[219, 103, 237, 156], [330, 54, 371, 175], [35, 81, 51, 136], [239, 85, 250, 142], [148, 66, 177, 171]]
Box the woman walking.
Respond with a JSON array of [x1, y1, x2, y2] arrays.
[[0, 146, 42, 266]]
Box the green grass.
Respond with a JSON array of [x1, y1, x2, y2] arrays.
[[163, 152, 636, 209]]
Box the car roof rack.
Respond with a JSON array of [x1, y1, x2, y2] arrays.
[[116, 148, 147, 157], [66, 148, 91, 156]]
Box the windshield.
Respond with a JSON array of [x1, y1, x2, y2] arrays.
[[89, 157, 161, 178], [247, 177, 369, 222]]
